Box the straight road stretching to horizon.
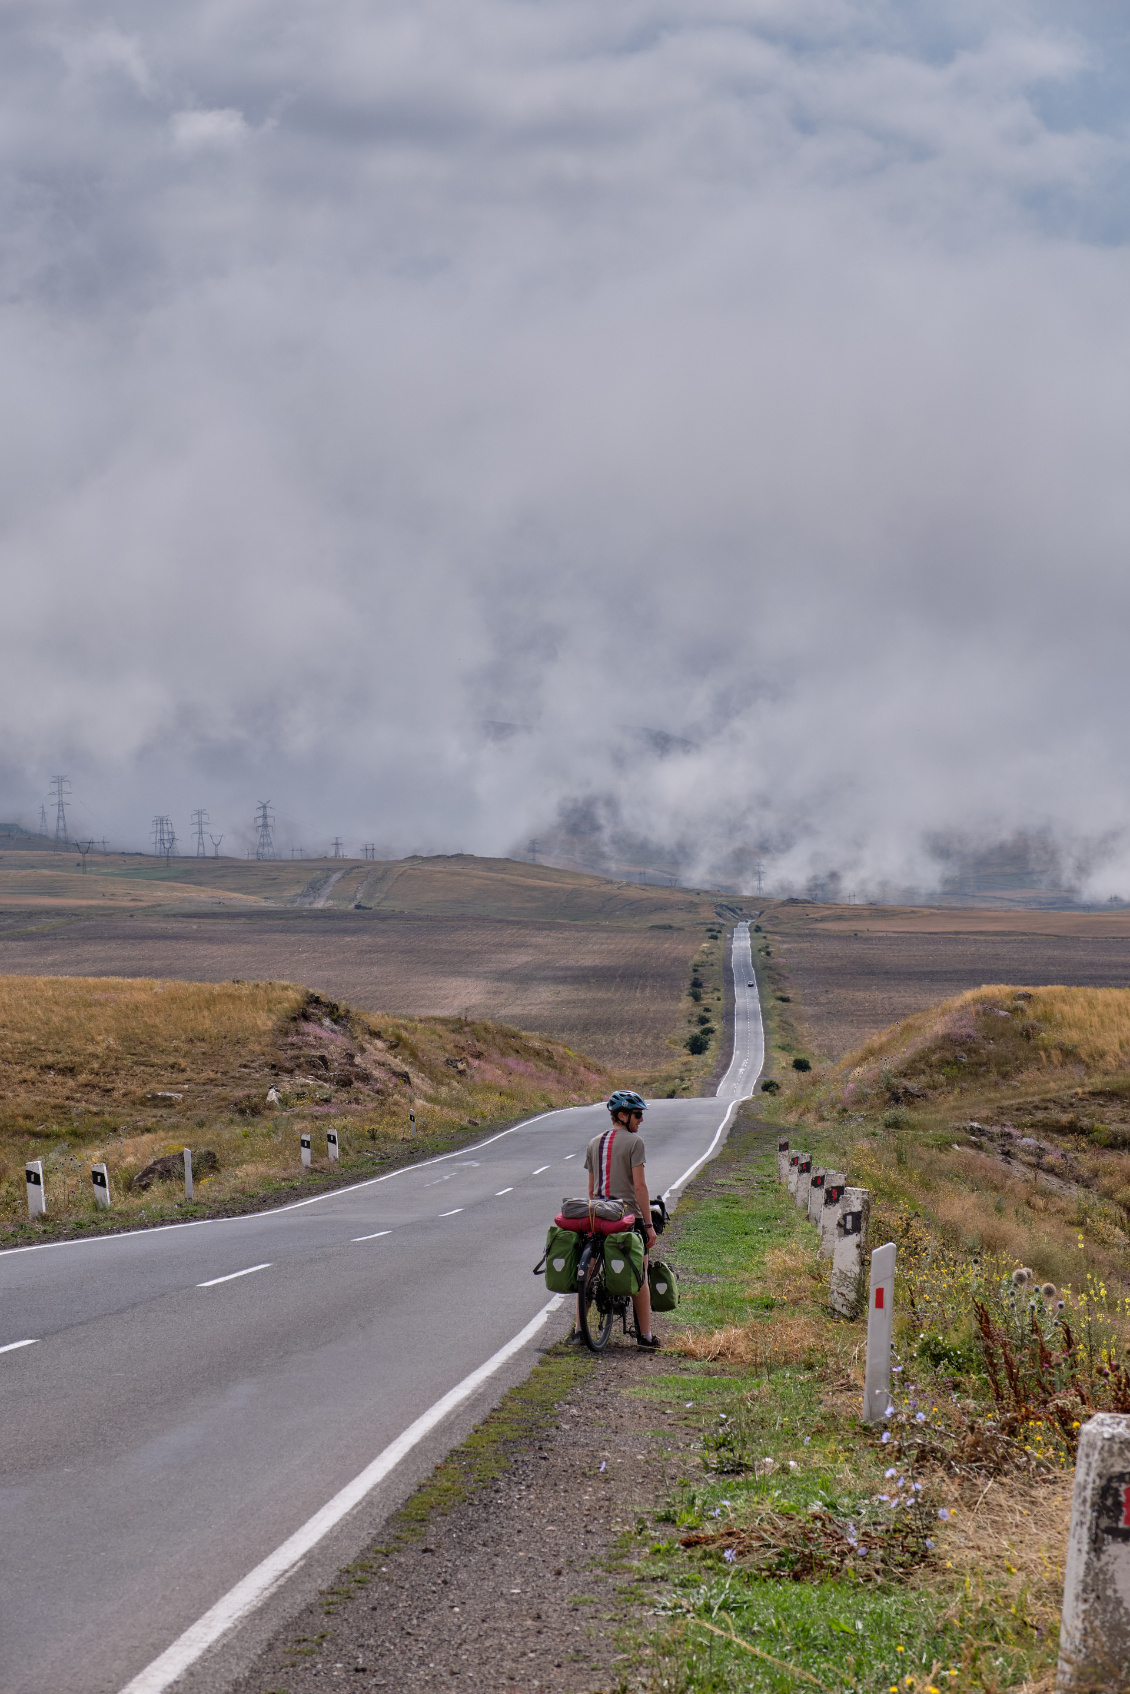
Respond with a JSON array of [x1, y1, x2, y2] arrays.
[[0, 924, 763, 1694]]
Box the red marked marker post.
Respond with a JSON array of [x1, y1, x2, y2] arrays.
[[1058, 1413, 1130, 1690], [786, 1151, 802, 1199], [795, 1155, 813, 1213], [819, 1174, 847, 1261], [91, 1163, 111, 1209], [327, 1129, 339, 1163], [830, 1186, 869, 1317], [807, 1168, 826, 1227], [862, 1241, 896, 1421], [777, 1138, 790, 1183], [25, 1160, 45, 1218]]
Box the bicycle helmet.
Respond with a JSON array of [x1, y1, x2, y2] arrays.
[[606, 1089, 647, 1115]]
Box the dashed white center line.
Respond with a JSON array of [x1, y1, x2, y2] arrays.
[[352, 1231, 391, 1242], [495, 1188, 513, 1196], [0, 1339, 38, 1355], [564, 1154, 576, 1160], [533, 1166, 550, 1175], [438, 1208, 463, 1217], [197, 1263, 271, 1288]]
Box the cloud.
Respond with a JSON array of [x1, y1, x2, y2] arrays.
[[2, 0, 1130, 891]]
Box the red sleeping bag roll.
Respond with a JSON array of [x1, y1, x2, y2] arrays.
[[554, 1211, 636, 1235]]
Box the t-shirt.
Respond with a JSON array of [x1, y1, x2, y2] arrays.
[[584, 1125, 646, 1209]]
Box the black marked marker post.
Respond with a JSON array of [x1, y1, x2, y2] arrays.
[[819, 1174, 848, 1261], [807, 1168, 826, 1227], [300, 1132, 312, 1169], [1058, 1414, 1130, 1689], [25, 1160, 45, 1218], [831, 1186, 870, 1317], [327, 1129, 339, 1163], [795, 1155, 813, 1212], [777, 1138, 790, 1183], [91, 1163, 111, 1209]]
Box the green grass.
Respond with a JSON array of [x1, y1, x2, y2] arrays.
[[611, 1111, 1060, 1694]]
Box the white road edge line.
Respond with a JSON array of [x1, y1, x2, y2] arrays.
[[438, 1208, 463, 1217], [0, 1338, 38, 1354], [117, 1295, 566, 1694], [532, 1165, 550, 1174], [197, 1263, 271, 1288], [4, 1110, 567, 1257], [495, 1188, 513, 1195], [351, 1231, 391, 1242]]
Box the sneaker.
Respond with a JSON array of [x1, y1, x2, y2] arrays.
[[637, 1333, 662, 1350], [564, 1328, 585, 1346]]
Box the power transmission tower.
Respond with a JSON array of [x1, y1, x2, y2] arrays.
[[191, 809, 209, 857], [362, 843, 376, 860], [332, 837, 345, 859], [254, 802, 276, 861], [754, 861, 764, 896], [209, 834, 224, 858], [50, 775, 71, 852], [528, 839, 538, 863], [151, 816, 176, 864], [75, 840, 94, 874], [38, 803, 49, 839]]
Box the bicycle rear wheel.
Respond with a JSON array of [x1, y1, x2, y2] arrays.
[[579, 1249, 614, 1352]]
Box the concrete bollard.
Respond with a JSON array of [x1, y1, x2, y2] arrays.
[[787, 1152, 801, 1198], [91, 1163, 111, 1209], [777, 1138, 790, 1183], [184, 1147, 193, 1201], [807, 1168, 826, 1227], [300, 1132, 312, 1169], [795, 1156, 813, 1213], [862, 1242, 896, 1421], [327, 1129, 339, 1162], [25, 1160, 45, 1218], [819, 1174, 848, 1261], [830, 1186, 870, 1317], [1058, 1412, 1130, 1690]]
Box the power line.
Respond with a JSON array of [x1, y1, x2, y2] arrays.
[[191, 809, 209, 858], [50, 775, 71, 852], [254, 802, 276, 861]]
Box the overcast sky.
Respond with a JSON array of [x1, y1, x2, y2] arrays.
[[3, 0, 1130, 892]]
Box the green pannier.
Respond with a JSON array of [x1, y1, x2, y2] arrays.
[[603, 1229, 644, 1295], [648, 1256, 679, 1311], [543, 1225, 580, 1294]]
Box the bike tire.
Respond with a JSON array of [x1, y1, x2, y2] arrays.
[[579, 1250, 614, 1352]]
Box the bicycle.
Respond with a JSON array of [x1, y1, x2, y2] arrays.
[[575, 1233, 637, 1352]]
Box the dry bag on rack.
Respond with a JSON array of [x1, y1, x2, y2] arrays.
[[603, 1229, 644, 1295], [648, 1256, 679, 1311], [542, 1224, 580, 1293]]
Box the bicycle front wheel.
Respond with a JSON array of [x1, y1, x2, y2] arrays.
[[579, 1249, 614, 1352]]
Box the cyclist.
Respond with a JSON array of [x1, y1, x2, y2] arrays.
[[582, 1089, 661, 1349]]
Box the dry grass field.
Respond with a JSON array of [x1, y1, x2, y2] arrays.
[[762, 900, 1130, 1059], [0, 975, 608, 1243], [0, 908, 707, 1075]]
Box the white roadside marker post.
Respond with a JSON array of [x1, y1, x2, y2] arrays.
[[25, 1160, 45, 1218], [184, 1148, 193, 1201], [1058, 1412, 1130, 1690], [807, 1168, 826, 1227], [777, 1138, 790, 1183], [830, 1186, 870, 1317], [862, 1241, 896, 1421], [327, 1129, 339, 1162], [795, 1155, 813, 1213], [300, 1132, 312, 1169], [91, 1163, 111, 1209], [819, 1175, 848, 1261], [786, 1151, 801, 1198]]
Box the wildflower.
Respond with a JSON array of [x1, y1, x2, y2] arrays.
[[711, 1508, 721, 1518], [885, 1404, 896, 1417], [915, 1411, 927, 1423], [925, 1538, 934, 1549], [723, 1547, 737, 1564], [882, 1431, 891, 1444], [912, 1482, 923, 1493], [804, 1436, 811, 1445], [878, 1494, 890, 1503], [885, 1467, 896, 1478], [599, 1461, 606, 1472], [938, 1508, 951, 1520]]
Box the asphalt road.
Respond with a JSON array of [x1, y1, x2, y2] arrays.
[[0, 923, 762, 1694]]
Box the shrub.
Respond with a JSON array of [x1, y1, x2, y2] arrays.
[[686, 1033, 710, 1055], [792, 1057, 811, 1072], [760, 1078, 780, 1094]]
